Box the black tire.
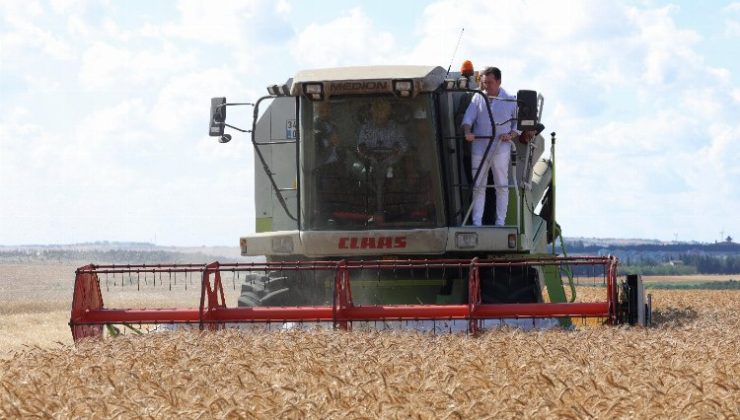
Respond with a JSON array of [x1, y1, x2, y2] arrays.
[[237, 270, 333, 307], [237, 272, 290, 307]]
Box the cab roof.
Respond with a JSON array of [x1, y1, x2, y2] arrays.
[[290, 65, 447, 96]]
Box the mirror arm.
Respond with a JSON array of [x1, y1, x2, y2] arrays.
[[224, 123, 251, 133], [221, 103, 255, 132]]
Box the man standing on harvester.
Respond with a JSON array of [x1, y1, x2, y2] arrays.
[[462, 66, 519, 226]]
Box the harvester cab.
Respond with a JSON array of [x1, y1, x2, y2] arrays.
[[69, 63, 648, 342], [218, 67, 546, 248]]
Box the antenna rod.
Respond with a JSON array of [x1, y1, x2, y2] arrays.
[[446, 28, 465, 76]]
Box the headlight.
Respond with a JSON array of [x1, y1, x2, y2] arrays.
[[508, 234, 517, 249], [456, 232, 478, 249], [267, 84, 291, 97], [393, 79, 413, 97], [303, 83, 324, 100], [271, 236, 294, 253]]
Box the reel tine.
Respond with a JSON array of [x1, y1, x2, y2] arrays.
[[508, 261, 513, 287], [312, 264, 317, 288]]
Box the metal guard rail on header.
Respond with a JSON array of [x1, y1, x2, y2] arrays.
[[70, 256, 619, 342]]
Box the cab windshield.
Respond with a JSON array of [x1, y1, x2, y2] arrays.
[[300, 94, 445, 230]]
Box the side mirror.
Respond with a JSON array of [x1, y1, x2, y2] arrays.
[[516, 90, 538, 131], [209, 97, 227, 137]]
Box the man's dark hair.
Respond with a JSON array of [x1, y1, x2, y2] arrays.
[[481, 66, 501, 81]]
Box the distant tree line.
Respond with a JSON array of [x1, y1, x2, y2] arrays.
[[562, 241, 740, 254], [561, 240, 740, 275], [0, 249, 226, 264], [677, 254, 740, 274], [615, 263, 697, 276]]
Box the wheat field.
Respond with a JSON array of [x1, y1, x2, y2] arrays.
[[1, 264, 738, 418]]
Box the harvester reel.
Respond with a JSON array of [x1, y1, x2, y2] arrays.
[[69, 257, 624, 342]]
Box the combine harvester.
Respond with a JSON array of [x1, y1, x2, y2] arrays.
[[70, 62, 649, 342]]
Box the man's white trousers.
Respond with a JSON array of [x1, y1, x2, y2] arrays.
[[471, 149, 510, 226]]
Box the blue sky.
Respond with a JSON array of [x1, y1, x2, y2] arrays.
[[1, 0, 738, 246]]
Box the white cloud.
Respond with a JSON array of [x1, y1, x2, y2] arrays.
[[723, 1, 740, 36], [618, 5, 702, 89], [21, 74, 62, 94], [78, 41, 197, 88], [275, 0, 292, 14], [66, 13, 92, 37], [725, 19, 740, 36], [150, 68, 250, 137], [158, 0, 258, 45], [0, 0, 43, 17], [724, 2, 740, 12], [291, 8, 396, 68], [0, 11, 75, 62], [49, 0, 89, 14], [73, 99, 148, 146], [100, 18, 134, 42]]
